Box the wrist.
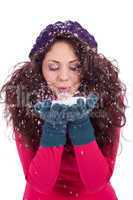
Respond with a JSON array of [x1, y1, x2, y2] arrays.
[[39, 122, 67, 147], [68, 117, 96, 145]]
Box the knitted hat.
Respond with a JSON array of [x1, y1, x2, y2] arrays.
[[29, 20, 97, 59]]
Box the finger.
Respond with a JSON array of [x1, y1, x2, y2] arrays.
[[77, 98, 85, 107], [60, 105, 68, 120], [67, 110, 75, 121], [77, 98, 86, 112], [45, 110, 56, 123], [42, 99, 52, 111], [34, 102, 43, 113], [66, 104, 78, 114], [34, 102, 47, 120], [60, 104, 68, 111], [67, 104, 80, 121], [86, 94, 99, 109], [51, 103, 62, 112], [59, 109, 66, 121]]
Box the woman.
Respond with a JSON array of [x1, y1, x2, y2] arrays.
[[0, 20, 126, 199]]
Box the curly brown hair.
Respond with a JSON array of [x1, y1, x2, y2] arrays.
[[0, 33, 127, 156]]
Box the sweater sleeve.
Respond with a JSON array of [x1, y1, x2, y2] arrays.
[[73, 127, 121, 194], [14, 129, 64, 195]]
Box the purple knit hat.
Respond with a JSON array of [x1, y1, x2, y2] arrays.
[[29, 20, 97, 59]]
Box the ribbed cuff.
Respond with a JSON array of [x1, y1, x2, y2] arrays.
[[68, 117, 95, 145]]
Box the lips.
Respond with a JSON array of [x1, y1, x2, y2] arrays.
[[57, 87, 71, 93], [56, 87, 72, 100]]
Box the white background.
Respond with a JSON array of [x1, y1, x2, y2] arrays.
[[0, 0, 133, 199]]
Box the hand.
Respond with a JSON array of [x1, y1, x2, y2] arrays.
[[66, 93, 99, 145], [66, 93, 99, 123], [34, 100, 68, 147]]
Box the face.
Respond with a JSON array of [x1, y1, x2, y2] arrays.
[[42, 41, 81, 100]]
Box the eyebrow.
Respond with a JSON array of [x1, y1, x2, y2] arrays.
[[47, 59, 79, 63]]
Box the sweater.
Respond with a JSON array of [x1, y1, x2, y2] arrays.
[[14, 127, 120, 200]]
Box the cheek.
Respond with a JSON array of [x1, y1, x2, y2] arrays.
[[46, 73, 57, 83], [70, 73, 80, 85], [42, 68, 57, 83]]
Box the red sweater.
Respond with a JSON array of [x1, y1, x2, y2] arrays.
[[14, 127, 120, 200]]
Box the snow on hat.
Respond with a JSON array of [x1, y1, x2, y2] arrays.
[[29, 20, 97, 59]]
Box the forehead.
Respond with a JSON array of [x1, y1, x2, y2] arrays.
[[44, 41, 79, 62]]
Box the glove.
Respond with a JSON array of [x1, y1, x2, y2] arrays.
[[66, 93, 99, 145], [34, 100, 68, 147]]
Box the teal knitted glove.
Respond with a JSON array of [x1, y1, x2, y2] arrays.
[[66, 93, 99, 145], [34, 100, 68, 147]]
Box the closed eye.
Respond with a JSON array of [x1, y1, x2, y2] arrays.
[[70, 64, 81, 71], [48, 63, 59, 70], [47, 63, 81, 71]]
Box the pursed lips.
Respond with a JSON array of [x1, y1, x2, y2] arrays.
[[57, 87, 71, 92]]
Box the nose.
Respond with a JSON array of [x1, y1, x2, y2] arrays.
[[58, 69, 69, 81]]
